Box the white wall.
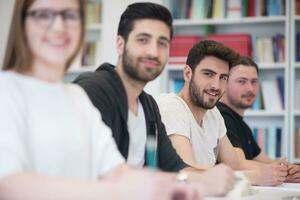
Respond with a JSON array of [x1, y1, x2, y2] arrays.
[[0, 0, 15, 68]]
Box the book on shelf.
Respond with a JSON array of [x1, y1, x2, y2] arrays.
[[170, 79, 184, 93], [191, 0, 212, 19], [250, 76, 284, 111], [296, 32, 300, 62], [169, 35, 202, 64], [251, 85, 264, 110], [226, 0, 242, 19], [212, 0, 226, 19], [164, 0, 285, 20], [86, 1, 102, 25], [82, 42, 97, 66], [253, 33, 285, 63], [296, 0, 300, 15], [252, 126, 283, 159], [206, 33, 252, 56], [260, 78, 284, 112]]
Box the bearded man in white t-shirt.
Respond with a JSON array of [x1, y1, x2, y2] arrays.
[[158, 40, 288, 186]]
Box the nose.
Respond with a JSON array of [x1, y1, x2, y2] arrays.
[[50, 15, 65, 31], [210, 77, 221, 90], [146, 41, 159, 57], [246, 81, 255, 92]]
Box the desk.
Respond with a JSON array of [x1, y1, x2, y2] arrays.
[[206, 183, 300, 200]]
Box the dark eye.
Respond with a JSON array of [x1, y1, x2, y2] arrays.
[[158, 40, 169, 48], [137, 37, 148, 44], [237, 80, 247, 84], [220, 76, 228, 81], [204, 72, 213, 77], [63, 10, 80, 20], [33, 10, 53, 21]]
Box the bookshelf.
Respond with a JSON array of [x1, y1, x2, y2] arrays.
[[68, 0, 102, 74], [160, 0, 290, 161], [291, 0, 300, 163]]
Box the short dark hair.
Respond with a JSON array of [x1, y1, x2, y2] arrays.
[[186, 40, 239, 72], [117, 2, 173, 41], [231, 55, 259, 74]]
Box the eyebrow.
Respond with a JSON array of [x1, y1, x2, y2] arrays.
[[135, 33, 170, 43], [236, 77, 258, 80], [200, 69, 229, 77]]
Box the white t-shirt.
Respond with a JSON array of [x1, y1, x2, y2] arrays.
[[157, 93, 226, 167], [0, 71, 124, 180], [127, 100, 146, 168]]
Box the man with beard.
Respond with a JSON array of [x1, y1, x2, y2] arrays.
[[74, 2, 235, 197], [158, 41, 288, 186], [217, 56, 300, 183]]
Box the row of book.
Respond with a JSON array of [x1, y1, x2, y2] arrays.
[[86, 1, 102, 25], [296, 0, 300, 15], [164, 0, 285, 20], [169, 33, 285, 64], [295, 126, 300, 158], [82, 42, 97, 66], [251, 127, 283, 159], [251, 76, 285, 111]]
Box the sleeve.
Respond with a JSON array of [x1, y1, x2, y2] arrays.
[[215, 108, 227, 139], [0, 83, 29, 178], [157, 96, 191, 140], [79, 87, 125, 177], [250, 133, 261, 158], [221, 112, 243, 149], [152, 97, 188, 172]]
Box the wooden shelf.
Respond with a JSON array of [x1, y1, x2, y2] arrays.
[[173, 16, 286, 27]]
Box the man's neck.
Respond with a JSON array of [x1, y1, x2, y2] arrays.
[[179, 87, 206, 127], [116, 63, 145, 115], [220, 98, 245, 117]]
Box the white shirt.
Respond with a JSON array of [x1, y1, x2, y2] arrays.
[[127, 100, 146, 168], [158, 93, 226, 167], [0, 71, 124, 180]]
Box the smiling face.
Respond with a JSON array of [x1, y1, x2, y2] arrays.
[[117, 19, 171, 84], [187, 56, 230, 109], [226, 65, 259, 109], [25, 0, 81, 70]]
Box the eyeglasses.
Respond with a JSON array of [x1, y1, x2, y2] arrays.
[[26, 9, 82, 29]]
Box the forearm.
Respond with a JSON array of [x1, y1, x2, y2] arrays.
[[0, 173, 115, 200], [237, 159, 266, 171]]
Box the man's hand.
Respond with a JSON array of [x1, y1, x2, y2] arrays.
[[194, 164, 235, 197], [254, 159, 288, 186], [286, 164, 300, 183]]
